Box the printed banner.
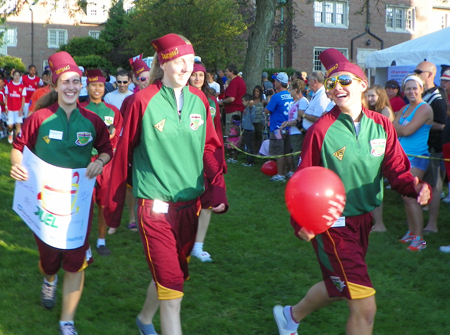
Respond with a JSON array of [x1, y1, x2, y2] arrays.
[[13, 147, 96, 249]]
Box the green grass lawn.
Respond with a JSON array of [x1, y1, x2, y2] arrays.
[[1, 139, 450, 335]]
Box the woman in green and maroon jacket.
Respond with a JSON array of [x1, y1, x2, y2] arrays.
[[104, 34, 227, 335], [273, 48, 431, 335], [10, 52, 112, 335]]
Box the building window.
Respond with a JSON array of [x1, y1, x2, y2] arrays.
[[88, 2, 97, 16], [0, 27, 17, 47], [313, 47, 348, 72], [48, 29, 68, 48], [89, 31, 101, 39], [314, 1, 348, 28], [48, 0, 68, 15], [440, 13, 450, 29], [386, 6, 415, 33], [265, 48, 274, 69]]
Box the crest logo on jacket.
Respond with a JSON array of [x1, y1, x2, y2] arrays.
[[154, 119, 166, 133], [75, 132, 93, 146], [370, 139, 386, 157], [333, 147, 346, 161], [190, 114, 204, 130]]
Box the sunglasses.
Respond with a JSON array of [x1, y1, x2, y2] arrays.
[[137, 77, 147, 82], [413, 69, 431, 75], [117, 80, 128, 84], [385, 85, 399, 89], [324, 75, 361, 90]]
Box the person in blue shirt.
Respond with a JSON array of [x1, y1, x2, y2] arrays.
[[264, 72, 295, 181]]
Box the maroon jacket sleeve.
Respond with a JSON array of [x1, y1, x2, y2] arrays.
[[103, 86, 150, 228], [211, 97, 227, 174], [191, 87, 228, 213]]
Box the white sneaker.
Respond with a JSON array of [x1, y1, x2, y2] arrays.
[[191, 249, 212, 262], [273, 305, 298, 335], [439, 245, 450, 253], [270, 175, 286, 182]]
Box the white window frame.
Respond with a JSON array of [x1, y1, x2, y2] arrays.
[[440, 12, 450, 29], [47, 0, 68, 15], [386, 5, 415, 33], [314, 1, 348, 29], [89, 31, 101, 39], [0, 27, 17, 47], [313, 47, 348, 72], [47, 29, 68, 48], [265, 48, 274, 69]]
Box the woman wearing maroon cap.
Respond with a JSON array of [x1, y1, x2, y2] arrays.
[[273, 49, 431, 335], [188, 61, 226, 262], [104, 34, 227, 335], [10, 52, 112, 335]]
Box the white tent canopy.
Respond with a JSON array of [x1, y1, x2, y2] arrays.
[[365, 27, 450, 68]]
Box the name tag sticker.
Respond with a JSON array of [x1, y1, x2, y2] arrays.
[[49, 130, 63, 140], [331, 216, 346, 228], [153, 199, 169, 214]]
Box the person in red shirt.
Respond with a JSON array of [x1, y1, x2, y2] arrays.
[[21, 65, 44, 118], [385, 80, 406, 113], [218, 64, 246, 136], [5, 70, 26, 143], [0, 77, 6, 138]]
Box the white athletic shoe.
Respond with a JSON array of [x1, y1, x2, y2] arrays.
[[273, 305, 298, 335]]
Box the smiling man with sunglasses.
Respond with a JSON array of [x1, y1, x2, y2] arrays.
[[104, 69, 133, 110]]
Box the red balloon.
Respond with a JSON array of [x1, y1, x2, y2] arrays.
[[285, 166, 346, 234], [261, 160, 278, 176]]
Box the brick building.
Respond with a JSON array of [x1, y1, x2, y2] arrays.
[[271, 0, 450, 73], [0, 0, 134, 74]]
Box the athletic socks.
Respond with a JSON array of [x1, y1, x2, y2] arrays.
[[284, 306, 300, 332], [44, 274, 58, 286], [97, 238, 106, 248], [59, 321, 74, 327], [192, 242, 204, 254]]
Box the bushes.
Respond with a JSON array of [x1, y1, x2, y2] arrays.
[[59, 36, 112, 57], [262, 67, 296, 82], [0, 55, 26, 74], [73, 55, 113, 70]]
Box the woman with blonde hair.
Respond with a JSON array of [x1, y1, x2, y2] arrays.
[[104, 34, 227, 335]]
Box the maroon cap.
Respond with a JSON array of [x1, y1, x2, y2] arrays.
[[86, 69, 105, 84], [48, 51, 82, 84], [151, 33, 194, 65], [131, 60, 150, 77], [193, 63, 206, 74], [319, 48, 366, 80]]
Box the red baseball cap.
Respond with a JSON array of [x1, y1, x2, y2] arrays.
[[48, 51, 82, 84], [151, 33, 194, 65], [319, 48, 366, 80]]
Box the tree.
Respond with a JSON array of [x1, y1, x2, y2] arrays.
[[73, 55, 113, 70], [100, 0, 133, 69], [59, 36, 112, 57], [242, 0, 278, 93], [0, 55, 26, 73], [125, 0, 247, 68]]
